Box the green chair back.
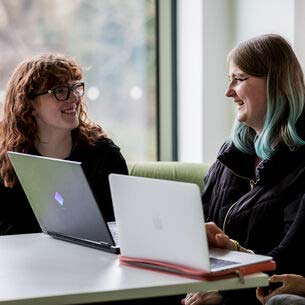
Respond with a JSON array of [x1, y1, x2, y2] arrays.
[[127, 161, 210, 192]]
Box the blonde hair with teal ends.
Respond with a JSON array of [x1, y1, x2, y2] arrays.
[[229, 34, 305, 159]]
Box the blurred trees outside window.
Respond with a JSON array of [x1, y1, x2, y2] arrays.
[[0, 0, 157, 160]]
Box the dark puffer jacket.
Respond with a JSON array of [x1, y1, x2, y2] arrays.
[[202, 142, 305, 305]]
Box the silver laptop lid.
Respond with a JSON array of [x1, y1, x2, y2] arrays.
[[109, 173, 211, 271], [8, 151, 116, 250]]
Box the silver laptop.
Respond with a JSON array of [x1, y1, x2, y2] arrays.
[[8, 151, 119, 254], [109, 174, 273, 274]]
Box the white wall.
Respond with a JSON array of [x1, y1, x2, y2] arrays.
[[233, 0, 294, 45], [178, 0, 233, 163], [294, 0, 305, 71], [177, 0, 204, 162], [178, 0, 305, 164]]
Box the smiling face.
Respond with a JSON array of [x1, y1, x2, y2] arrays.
[[32, 81, 82, 136], [225, 60, 267, 134]]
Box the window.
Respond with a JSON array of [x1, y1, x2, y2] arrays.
[[0, 0, 157, 160]]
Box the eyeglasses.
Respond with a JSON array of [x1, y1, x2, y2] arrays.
[[32, 82, 85, 101]]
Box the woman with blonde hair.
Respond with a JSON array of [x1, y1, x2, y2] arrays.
[[182, 34, 305, 305], [0, 53, 128, 234]]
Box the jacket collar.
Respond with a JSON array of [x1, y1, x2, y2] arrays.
[[217, 144, 255, 179], [218, 142, 305, 183]]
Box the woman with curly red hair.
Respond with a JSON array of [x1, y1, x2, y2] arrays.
[[0, 53, 128, 235]]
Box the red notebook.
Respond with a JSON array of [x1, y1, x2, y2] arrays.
[[119, 255, 276, 282]]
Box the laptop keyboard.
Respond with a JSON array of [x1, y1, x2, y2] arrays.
[[209, 257, 239, 269], [107, 221, 120, 246]]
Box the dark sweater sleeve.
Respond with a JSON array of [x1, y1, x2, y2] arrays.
[[269, 193, 305, 275], [0, 181, 41, 235]]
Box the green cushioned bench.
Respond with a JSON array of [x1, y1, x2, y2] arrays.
[[127, 161, 210, 192]]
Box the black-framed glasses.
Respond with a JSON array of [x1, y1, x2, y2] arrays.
[[32, 82, 85, 101]]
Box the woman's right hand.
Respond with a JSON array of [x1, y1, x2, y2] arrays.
[[205, 222, 233, 249]]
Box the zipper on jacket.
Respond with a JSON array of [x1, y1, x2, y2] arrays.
[[221, 169, 260, 233], [222, 201, 239, 232], [250, 178, 260, 189]]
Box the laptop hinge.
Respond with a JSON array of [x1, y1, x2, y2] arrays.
[[47, 231, 114, 249], [95, 241, 119, 250]]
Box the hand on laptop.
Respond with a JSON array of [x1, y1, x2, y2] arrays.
[[205, 222, 252, 253], [205, 222, 233, 249]]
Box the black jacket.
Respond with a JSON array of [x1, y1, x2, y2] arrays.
[[0, 138, 128, 235], [202, 142, 305, 305]]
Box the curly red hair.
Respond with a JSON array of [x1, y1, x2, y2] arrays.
[[0, 53, 108, 187]]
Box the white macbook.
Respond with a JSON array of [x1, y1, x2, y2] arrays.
[[109, 174, 274, 277], [8, 151, 119, 254]]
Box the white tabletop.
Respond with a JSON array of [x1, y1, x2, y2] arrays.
[[0, 233, 268, 305]]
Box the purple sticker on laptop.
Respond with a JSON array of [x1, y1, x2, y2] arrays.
[[54, 192, 64, 206]]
